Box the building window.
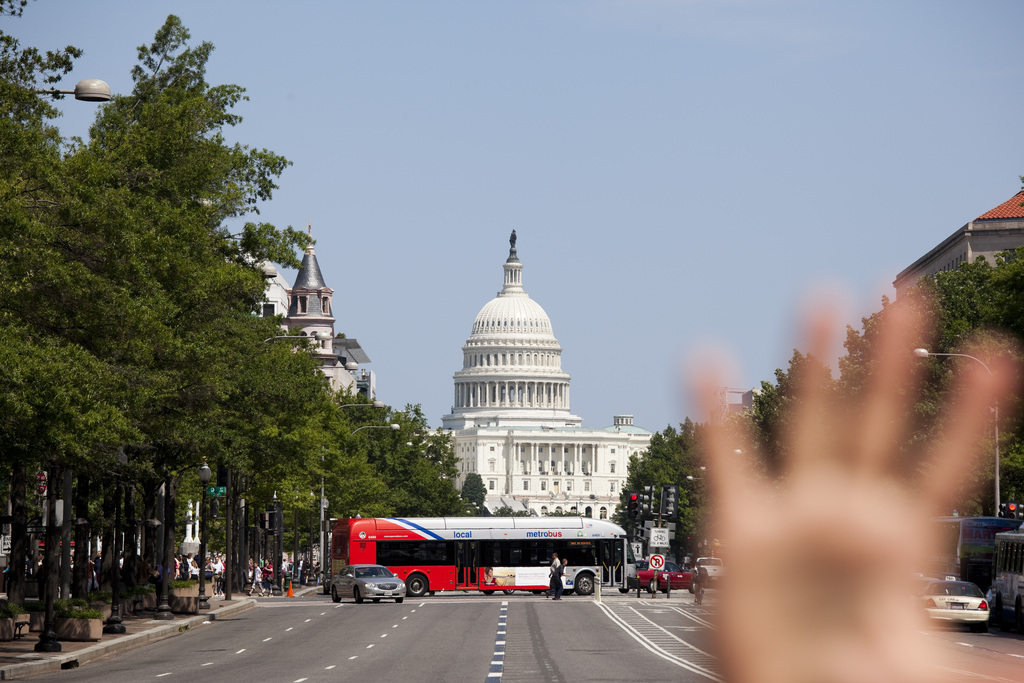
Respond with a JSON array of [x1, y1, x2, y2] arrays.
[[489, 480, 495, 490], [298, 296, 307, 313], [262, 303, 275, 317], [490, 446, 495, 452], [488, 460, 495, 472], [541, 506, 548, 515], [584, 481, 590, 492], [541, 481, 547, 491], [585, 506, 593, 518], [566, 481, 572, 491], [599, 507, 608, 520], [609, 482, 616, 493], [610, 463, 616, 474], [610, 448, 616, 453], [523, 480, 529, 491]]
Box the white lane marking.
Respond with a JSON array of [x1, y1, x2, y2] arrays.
[[956, 642, 975, 647], [320, 612, 326, 616], [380, 633, 388, 638], [305, 619, 312, 623], [403, 616, 408, 620], [496, 640, 505, 645], [419, 603, 426, 607], [156, 674, 172, 678], [392, 624, 398, 628], [263, 637, 272, 642], [1010, 654, 1024, 659], [201, 662, 213, 666], [294, 678, 308, 682], [236, 649, 246, 654], [367, 644, 374, 649], [286, 627, 294, 632]]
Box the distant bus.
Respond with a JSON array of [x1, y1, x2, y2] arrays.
[[931, 516, 1022, 592], [329, 517, 636, 598], [988, 529, 1024, 629]]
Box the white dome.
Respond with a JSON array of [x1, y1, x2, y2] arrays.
[[471, 295, 554, 338]]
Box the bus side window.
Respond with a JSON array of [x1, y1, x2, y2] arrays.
[[509, 541, 521, 566]]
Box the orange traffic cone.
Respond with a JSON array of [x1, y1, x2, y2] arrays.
[[287, 581, 293, 597]]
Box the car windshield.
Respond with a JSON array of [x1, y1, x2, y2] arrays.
[[699, 558, 723, 567], [925, 581, 983, 598], [355, 567, 394, 579]]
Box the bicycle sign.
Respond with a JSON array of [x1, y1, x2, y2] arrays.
[[649, 554, 665, 570]]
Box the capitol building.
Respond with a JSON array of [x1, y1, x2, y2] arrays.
[[442, 234, 652, 518]]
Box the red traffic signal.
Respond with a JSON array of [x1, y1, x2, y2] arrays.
[[627, 492, 641, 520]]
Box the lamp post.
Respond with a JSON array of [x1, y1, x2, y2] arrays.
[[103, 449, 129, 634], [35, 79, 111, 102], [316, 402, 387, 589], [913, 348, 1000, 509], [198, 462, 212, 610]]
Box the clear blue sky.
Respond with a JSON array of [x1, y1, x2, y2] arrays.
[[13, 1, 1024, 432]]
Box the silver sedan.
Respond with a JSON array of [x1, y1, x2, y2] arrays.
[[331, 564, 406, 604]]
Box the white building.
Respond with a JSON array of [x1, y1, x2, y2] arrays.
[[260, 228, 376, 398], [442, 234, 652, 518]]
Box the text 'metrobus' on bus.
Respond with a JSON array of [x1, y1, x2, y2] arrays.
[[932, 516, 1023, 592], [329, 516, 637, 598]]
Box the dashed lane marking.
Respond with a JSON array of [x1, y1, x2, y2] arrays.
[[263, 637, 272, 642], [286, 627, 294, 632], [236, 649, 246, 654], [485, 601, 508, 682]]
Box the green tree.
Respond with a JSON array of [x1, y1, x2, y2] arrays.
[[460, 473, 486, 511]]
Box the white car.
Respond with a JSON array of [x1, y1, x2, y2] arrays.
[[921, 580, 989, 632]]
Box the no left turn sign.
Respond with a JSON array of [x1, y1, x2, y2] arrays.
[[649, 554, 665, 570]]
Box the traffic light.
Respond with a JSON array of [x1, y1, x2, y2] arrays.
[[264, 506, 277, 531], [999, 503, 1009, 518], [1010, 501, 1023, 520], [642, 485, 654, 517], [661, 484, 679, 518], [626, 491, 641, 521]]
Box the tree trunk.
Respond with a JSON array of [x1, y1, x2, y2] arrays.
[[123, 485, 140, 588], [41, 463, 61, 607], [99, 483, 115, 592], [162, 476, 178, 583], [141, 479, 157, 582], [8, 463, 27, 605], [72, 474, 90, 599]]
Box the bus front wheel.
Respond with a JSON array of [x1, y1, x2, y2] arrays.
[[574, 573, 595, 596], [406, 573, 429, 598]]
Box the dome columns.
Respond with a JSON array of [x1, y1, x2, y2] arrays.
[[453, 379, 570, 410]]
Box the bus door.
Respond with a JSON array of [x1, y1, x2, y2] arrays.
[[598, 539, 624, 586], [456, 540, 480, 588]]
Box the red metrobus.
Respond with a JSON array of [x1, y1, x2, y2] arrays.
[[330, 516, 636, 598]]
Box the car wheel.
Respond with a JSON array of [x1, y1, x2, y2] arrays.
[[396, 597, 404, 604], [970, 622, 989, 633], [574, 573, 594, 596], [405, 573, 429, 598], [354, 588, 363, 604], [331, 585, 340, 603], [372, 598, 381, 603]]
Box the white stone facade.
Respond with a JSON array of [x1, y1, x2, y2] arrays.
[[442, 235, 651, 517]]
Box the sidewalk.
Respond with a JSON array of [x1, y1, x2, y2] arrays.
[[0, 593, 263, 681]]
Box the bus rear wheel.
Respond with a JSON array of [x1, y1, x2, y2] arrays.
[[574, 573, 595, 596], [406, 573, 429, 598]]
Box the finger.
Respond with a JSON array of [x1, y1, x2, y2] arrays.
[[924, 350, 1019, 508], [853, 301, 929, 474], [690, 359, 759, 530], [785, 303, 843, 473]]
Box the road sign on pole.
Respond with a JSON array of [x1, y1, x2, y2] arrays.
[[650, 527, 670, 548], [206, 486, 226, 498], [649, 554, 665, 570]]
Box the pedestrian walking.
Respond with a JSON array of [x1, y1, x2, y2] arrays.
[[552, 557, 566, 600], [545, 552, 560, 598]]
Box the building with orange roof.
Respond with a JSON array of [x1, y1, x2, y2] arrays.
[[894, 190, 1024, 299]]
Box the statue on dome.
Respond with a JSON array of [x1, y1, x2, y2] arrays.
[[510, 229, 517, 249]]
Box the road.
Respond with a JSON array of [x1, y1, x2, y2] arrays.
[[36, 590, 1024, 682], [46, 591, 721, 683]]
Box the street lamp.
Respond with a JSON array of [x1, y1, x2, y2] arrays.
[[913, 348, 1000, 508], [198, 462, 212, 610], [35, 79, 111, 102], [103, 449, 129, 634]]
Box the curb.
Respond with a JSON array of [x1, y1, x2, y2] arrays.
[[0, 599, 256, 680]]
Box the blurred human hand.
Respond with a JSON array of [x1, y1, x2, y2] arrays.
[[695, 303, 1016, 683]]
